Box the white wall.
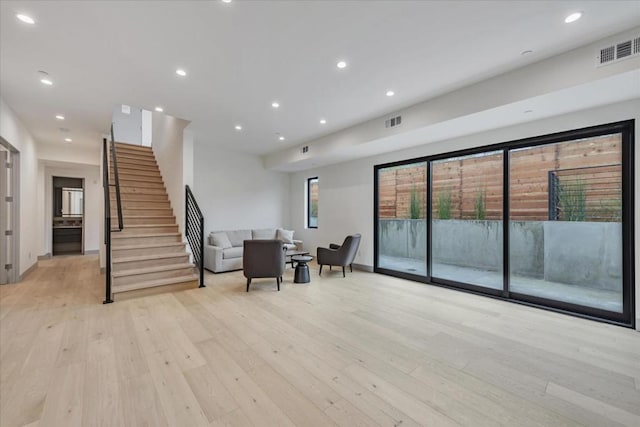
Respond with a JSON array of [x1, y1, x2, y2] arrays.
[[112, 105, 142, 145], [0, 97, 39, 276], [288, 99, 640, 329], [152, 113, 190, 233], [193, 144, 290, 232]]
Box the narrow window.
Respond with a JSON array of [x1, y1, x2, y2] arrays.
[[307, 177, 318, 228]]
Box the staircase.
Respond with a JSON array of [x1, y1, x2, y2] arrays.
[[108, 142, 199, 297]]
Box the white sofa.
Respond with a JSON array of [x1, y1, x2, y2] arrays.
[[204, 228, 303, 273]]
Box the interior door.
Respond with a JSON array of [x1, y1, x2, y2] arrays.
[[0, 148, 15, 284]]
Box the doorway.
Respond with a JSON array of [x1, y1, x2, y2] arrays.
[[0, 140, 18, 284], [52, 176, 84, 256]]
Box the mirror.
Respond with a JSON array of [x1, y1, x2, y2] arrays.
[[61, 188, 83, 217]]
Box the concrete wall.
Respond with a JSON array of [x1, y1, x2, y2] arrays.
[[379, 219, 621, 290], [544, 221, 622, 291]]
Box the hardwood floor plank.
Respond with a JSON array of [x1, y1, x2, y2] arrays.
[[1, 255, 638, 427]]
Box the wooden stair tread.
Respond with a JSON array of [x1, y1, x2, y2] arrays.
[[112, 262, 195, 278], [112, 232, 181, 239], [112, 242, 186, 250], [112, 274, 198, 294], [113, 253, 189, 264]]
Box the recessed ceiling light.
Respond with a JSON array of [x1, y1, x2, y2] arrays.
[[386, 90, 395, 97], [155, 106, 164, 112], [234, 125, 242, 130], [176, 69, 187, 77], [564, 12, 582, 23], [279, 136, 285, 141], [64, 138, 72, 142], [221, 0, 232, 3], [55, 115, 65, 120], [16, 14, 35, 24], [40, 78, 53, 86], [336, 61, 347, 69], [271, 101, 280, 108], [319, 119, 327, 124]]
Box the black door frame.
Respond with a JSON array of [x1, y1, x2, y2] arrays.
[[373, 120, 635, 327]]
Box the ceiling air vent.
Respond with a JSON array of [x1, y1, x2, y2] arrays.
[[617, 40, 632, 59], [597, 35, 640, 66], [385, 115, 402, 129], [301, 146, 309, 154]]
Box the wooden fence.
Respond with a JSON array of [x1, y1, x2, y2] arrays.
[[378, 134, 622, 221]]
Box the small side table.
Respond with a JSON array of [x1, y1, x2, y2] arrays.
[[292, 255, 313, 284]]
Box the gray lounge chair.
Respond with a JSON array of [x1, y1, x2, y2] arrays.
[[317, 234, 361, 277], [243, 240, 285, 291]]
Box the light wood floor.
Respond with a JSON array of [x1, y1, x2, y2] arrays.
[[1, 255, 639, 427]]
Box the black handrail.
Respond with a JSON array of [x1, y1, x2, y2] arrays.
[[185, 185, 205, 288], [102, 137, 114, 304], [110, 124, 123, 231], [103, 125, 125, 304]]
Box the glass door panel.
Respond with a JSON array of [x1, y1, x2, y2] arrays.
[[509, 134, 623, 313], [377, 162, 427, 276], [431, 151, 503, 290]]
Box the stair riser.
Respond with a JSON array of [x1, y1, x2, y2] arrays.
[[111, 152, 155, 161], [110, 168, 161, 178], [115, 187, 166, 195], [112, 244, 186, 258], [114, 143, 153, 153], [112, 216, 175, 226], [114, 267, 195, 286], [114, 175, 164, 184], [120, 226, 178, 235], [112, 255, 190, 272], [112, 208, 174, 216], [119, 181, 165, 190], [112, 235, 181, 247], [114, 159, 157, 169], [112, 194, 169, 203]]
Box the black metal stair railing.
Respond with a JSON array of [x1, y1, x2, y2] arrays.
[[102, 124, 124, 304], [185, 185, 205, 288]]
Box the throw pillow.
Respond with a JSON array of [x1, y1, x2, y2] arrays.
[[211, 232, 232, 249], [277, 228, 294, 244]]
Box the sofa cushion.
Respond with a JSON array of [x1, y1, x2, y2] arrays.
[[223, 246, 244, 259], [226, 229, 252, 247], [283, 243, 298, 251], [210, 232, 232, 249], [277, 228, 295, 244], [252, 228, 277, 240]]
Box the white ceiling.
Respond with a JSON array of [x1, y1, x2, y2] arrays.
[[1, 1, 640, 155]]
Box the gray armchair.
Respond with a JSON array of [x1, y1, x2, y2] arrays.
[[243, 240, 285, 292], [317, 234, 361, 277]]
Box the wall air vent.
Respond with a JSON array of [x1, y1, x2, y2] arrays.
[[597, 35, 640, 66], [385, 115, 402, 129]]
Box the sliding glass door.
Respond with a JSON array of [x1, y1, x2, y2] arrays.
[[509, 133, 624, 314], [376, 162, 427, 278], [431, 151, 503, 291], [374, 121, 634, 326]]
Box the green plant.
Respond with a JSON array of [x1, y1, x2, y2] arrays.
[[436, 189, 452, 219], [593, 189, 622, 222], [474, 188, 486, 220], [558, 179, 586, 221], [409, 186, 422, 219]]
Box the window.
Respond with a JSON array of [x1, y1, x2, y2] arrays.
[[374, 121, 634, 326], [307, 177, 318, 228]]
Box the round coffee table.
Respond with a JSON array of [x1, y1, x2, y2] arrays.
[[292, 255, 313, 284]]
